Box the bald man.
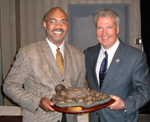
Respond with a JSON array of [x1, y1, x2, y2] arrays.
[[3, 7, 86, 122]]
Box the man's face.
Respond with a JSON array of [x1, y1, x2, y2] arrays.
[[96, 16, 119, 50], [43, 9, 68, 46]]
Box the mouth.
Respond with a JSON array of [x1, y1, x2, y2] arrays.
[[52, 28, 64, 34], [102, 36, 109, 40]]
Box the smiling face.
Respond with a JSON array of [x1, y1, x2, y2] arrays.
[[96, 16, 119, 50], [43, 8, 68, 47]]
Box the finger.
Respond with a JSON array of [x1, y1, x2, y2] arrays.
[[48, 101, 55, 111], [50, 101, 54, 106], [50, 107, 55, 112], [40, 97, 55, 112], [44, 102, 55, 112], [110, 95, 116, 99]]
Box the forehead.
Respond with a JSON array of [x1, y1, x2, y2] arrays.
[[97, 16, 115, 25], [45, 9, 68, 21]]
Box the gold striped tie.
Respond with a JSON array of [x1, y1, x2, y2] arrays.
[[56, 47, 63, 74]]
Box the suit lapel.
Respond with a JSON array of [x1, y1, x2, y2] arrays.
[[91, 44, 101, 91], [102, 41, 125, 91], [41, 39, 62, 82], [62, 42, 71, 79]]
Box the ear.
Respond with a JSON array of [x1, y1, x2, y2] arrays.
[[43, 21, 47, 30], [117, 26, 119, 34]]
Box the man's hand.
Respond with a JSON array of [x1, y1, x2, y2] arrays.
[[108, 95, 125, 110], [39, 97, 55, 112]]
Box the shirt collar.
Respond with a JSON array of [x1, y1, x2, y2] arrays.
[[46, 37, 64, 58]]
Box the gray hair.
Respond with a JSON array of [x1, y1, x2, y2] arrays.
[[93, 8, 120, 26]]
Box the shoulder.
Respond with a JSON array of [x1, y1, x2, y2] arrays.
[[18, 41, 42, 55], [118, 41, 147, 64], [120, 41, 143, 56]]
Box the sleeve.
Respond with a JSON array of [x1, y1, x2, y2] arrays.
[[3, 49, 41, 113], [76, 52, 86, 89], [123, 52, 150, 116]]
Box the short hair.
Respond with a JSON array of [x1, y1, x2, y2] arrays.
[[43, 7, 68, 22], [93, 8, 120, 26]]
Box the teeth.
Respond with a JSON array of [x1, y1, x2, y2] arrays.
[[53, 31, 62, 34], [52, 29, 64, 34], [102, 37, 109, 39]]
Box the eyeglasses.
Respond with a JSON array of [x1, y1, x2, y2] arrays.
[[45, 19, 68, 26]]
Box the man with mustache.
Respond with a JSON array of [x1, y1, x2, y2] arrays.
[[3, 7, 86, 122]]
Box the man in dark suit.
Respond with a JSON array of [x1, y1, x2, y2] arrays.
[[85, 8, 150, 122], [3, 7, 85, 122]]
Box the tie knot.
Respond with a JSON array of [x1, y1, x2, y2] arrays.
[[56, 47, 60, 52], [104, 51, 108, 57]]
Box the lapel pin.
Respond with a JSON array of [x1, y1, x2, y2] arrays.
[[116, 59, 120, 63]]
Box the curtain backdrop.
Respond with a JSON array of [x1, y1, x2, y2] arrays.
[[0, 0, 141, 105]]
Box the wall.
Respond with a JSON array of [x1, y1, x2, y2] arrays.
[[0, 0, 141, 105]]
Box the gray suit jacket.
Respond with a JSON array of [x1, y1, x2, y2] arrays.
[[3, 39, 86, 122], [85, 40, 150, 122]]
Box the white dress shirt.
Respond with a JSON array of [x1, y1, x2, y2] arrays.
[[96, 39, 120, 85], [46, 37, 64, 60]]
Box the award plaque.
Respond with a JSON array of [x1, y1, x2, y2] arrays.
[[51, 84, 115, 114]]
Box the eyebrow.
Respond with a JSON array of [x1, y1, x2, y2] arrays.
[[46, 18, 68, 22]]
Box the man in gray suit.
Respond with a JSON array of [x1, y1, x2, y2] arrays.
[[85, 8, 150, 122], [3, 7, 85, 122]]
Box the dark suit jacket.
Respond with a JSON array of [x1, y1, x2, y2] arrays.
[[3, 39, 86, 122], [85, 40, 150, 122]]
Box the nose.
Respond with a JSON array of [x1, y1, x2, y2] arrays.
[[55, 21, 62, 27], [102, 29, 107, 35]]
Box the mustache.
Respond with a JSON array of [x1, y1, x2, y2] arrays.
[[52, 28, 64, 33]]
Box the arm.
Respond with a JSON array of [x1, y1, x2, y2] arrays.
[[3, 49, 54, 113], [76, 53, 86, 89], [108, 52, 150, 116], [123, 52, 150, 115]]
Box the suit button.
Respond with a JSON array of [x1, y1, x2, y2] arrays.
[[96, 112, 99, 115], [57, 120, 60, 122]]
